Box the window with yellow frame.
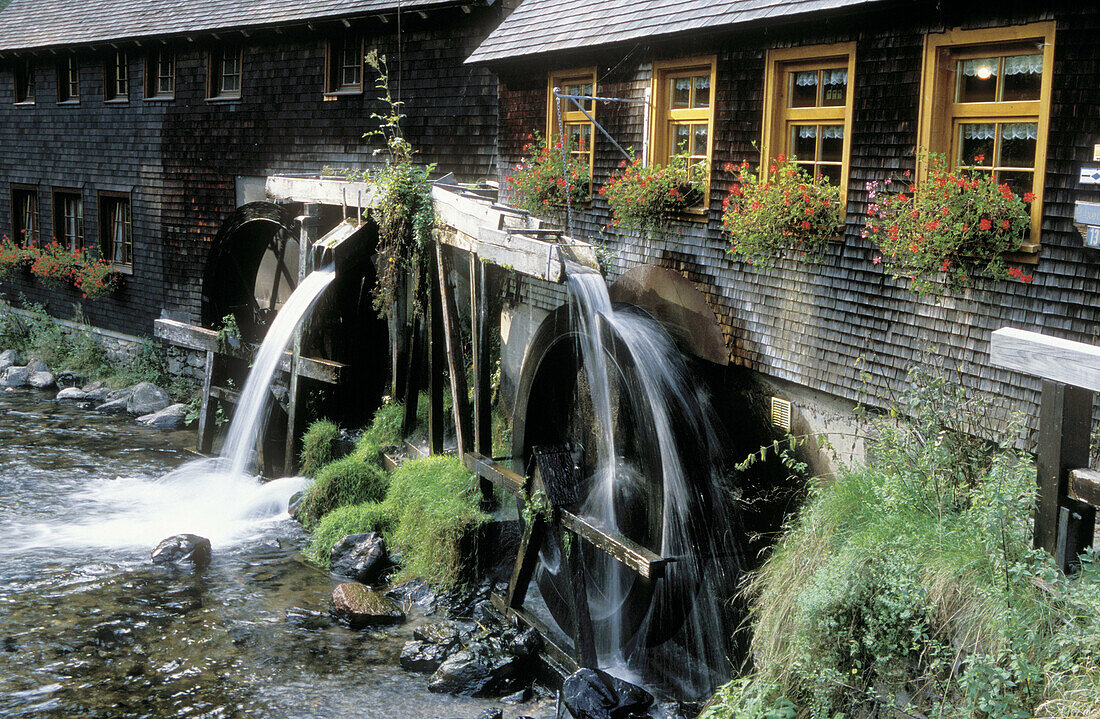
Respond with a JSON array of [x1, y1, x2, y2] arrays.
[[650, 57, 716, 183], [547, 68, 597, 178], [917, 22, 1054, 250], [761, 43, 856, 207]]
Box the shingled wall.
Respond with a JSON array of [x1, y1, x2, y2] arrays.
[[495, 5, 1100, 445], [0, 5, 500, 335]]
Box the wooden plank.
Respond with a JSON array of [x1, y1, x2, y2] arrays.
[[436, 243, 473, 458], [197, 349, 216, 455], [566, 532, 598, 669], [209, 385, 241, 403], [507, 515, 545, 610], [154, 319, 345, 384], [991, 327, 1100, 392], [478, 226, 563, 282], [429, 242, 445, 454], [431, 184, 504, 243], [464, 452, 525, 495], [265, 175, 378, 207], [1068, 468, 1100, 507], [559, 510, 668, 581], [471, 254, 493, 463]]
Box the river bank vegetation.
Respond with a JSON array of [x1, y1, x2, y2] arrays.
[[704, 369, 1100, 718]]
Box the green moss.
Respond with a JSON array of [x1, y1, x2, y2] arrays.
[[300, 419, 341, 477], [382, 454, 489, 589], [304, 501, 394, 567], [298, 454, 389, 530]]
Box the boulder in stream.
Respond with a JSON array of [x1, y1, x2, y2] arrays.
[[28, 371, 55, 389], [54, 370, 85, 389], [81, 381, 112, 402], [0, 349, 23, 371], [127, 382, 171, 416], [560, 668, 654, 719], [331, 582, 405, 628], [25, 358, 49, 373], [330, 532, 390, 585], [137, 403, 188, 429], [427, 639, 525, 697], [151, 534, 212, 569], [0, 366, 29, 388]]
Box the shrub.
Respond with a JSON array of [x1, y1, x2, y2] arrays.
[[300, 419, 342, 477], [705, 368, 1100, 719], [600, 152, 706, 236], [383, 455, 489, 588], [721, 155, 841, 268], [863, 153, 1032, 295], [506, 132, 590, 215], [297, 454, 389, 530], [303, 501, 394, 568], [112, 338, 170, 388]]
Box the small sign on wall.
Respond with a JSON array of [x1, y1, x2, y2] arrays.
[[1087, 226, 1100, 249], [1081, 168, 1100, 185]]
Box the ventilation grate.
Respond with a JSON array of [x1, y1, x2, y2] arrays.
[[770, 397, 792, 433]]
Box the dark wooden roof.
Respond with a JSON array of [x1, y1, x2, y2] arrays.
[[0, 0, 482, 52], [467, 0, 884, 63]]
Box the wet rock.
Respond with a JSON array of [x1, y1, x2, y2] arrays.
[[55, 370, 85, 389], [137, 403, 188, 429], [330, 532, 390, 585], [443, 577, 496, 619], [400, 639, 457, 673], [510, 627, 542, 659], [476, 710, 503, 719], [127, 382, 171, 416], [331, 582, 405, 628], [82, 380, 112, 402], [560, 668, 653, 719], [56, 387, 88, 402], [28, 371, 55, 389], [501, 688, 531, 705], [95, 396, 131, 413], [428, 640, 525, 697], [387, 579, 439, 612], [0, 349, 23, 371], [151, 534, 212, 569], [25, 358, 49, 373], [1, 366, 29, 388], [414, 619, 473, 646], [285, 607, 333, 631]]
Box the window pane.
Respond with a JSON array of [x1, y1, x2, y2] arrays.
[[819, 124, 844, 162], [670, 77, 691, 109], [692, 74, 710, 108], [959, 123, 995, 166], [1001, 54, 1042, 101], [819, 164, 842, 185], [998, 122, 1037, 168], [957, 57, 998, 103], [791, 124, 817, 161], [790, 70, 817, 107], [821, 68, 847, 106], [998, 169, 1033, 199], [692, 124, 708, 157], [672, 124, 691, 153]]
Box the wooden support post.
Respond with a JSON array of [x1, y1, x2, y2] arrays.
[[436, 243, 473, 458], [401, 316, 424, 439], [1036, 380, 1095, 571], [197, 349, 217, 454], [285, 203, 320, 473], [429, 242, 445, 454], [566, 532, 598, 668], [507, 515, 546, 610], [471, 254, 492, 457]]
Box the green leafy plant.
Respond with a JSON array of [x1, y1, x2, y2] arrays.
[[363, 50, 437, 318], [215, 313, 241, 354], [74, 256, 120, 299], [0, 235, 33, 280], [506, 131, 590, 216], [863, 153, 1032, 295], [300, 419, 342, 477], [721, 155, 841, 268], [600, 151, 706, 236], [28, 241, 81, 289]]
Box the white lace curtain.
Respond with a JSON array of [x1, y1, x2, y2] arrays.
[[794, 69, 847, 86], [960, 54, 1042, 77], [962, 122, 1038, 141], [797, 124, 845, 139]]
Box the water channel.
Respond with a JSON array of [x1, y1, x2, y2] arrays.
[[0, 389, 535, 718]]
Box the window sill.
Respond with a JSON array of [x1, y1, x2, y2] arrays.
[[324, 89, 363, 99], [109, 264, 134, 276], [143, 95, 174, 102], [104, 98, 129, 105], [205, 95, 241, 103], [57, 100, 80, 105], [13, 100, 35, 107], [1005, 241, 1040, 265]]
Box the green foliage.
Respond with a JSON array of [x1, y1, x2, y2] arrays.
[[383, 455, 489, 588], [215, 313, 241, 354], [600, 151, 706, 237], [864, 153, 1032, 295], [303, 501, 394, 567], [708, 368, 1100, 718], [65, 321, 114, 378], [21, 302, 69, 367], [721, 155, 841, 268], [362, 398, 405, 448], [300, 419, 342, 477], [297, 454, 389, 530], [113, 338, 170, 388], [506, 131, 590, 215]]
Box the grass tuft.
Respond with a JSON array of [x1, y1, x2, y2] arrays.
[[304, 501, 393, 568], [297, 454, 389, 530], [300, 419, 341, 477]]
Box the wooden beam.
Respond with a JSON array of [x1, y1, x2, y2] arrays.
[[559, 510, 668, 581], [154, 319, 345, 384], [472, 256, 493, 458], [436, 244, 473, 457], [464, 451, 525, 495], [490, 593, 579, 675], [209, 385, 241, 403], [507, 515, 545, 610], [991, 327, 1100, 392], [265, 175, 378, 207], [1069, 468, 1100, 507], [429, 243, 445, 454], [197, 350, 217, 454], [401, 316, 424, 439], [566, 531, 597, 668]]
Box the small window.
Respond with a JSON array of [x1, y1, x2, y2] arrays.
[[548, 68, 596, 182], [762, 43, 856, 205], [52, 190, 84, 251], [57, 56, 80, 102], [11, 186, 40, 247], [917, 22, 1055, 248], [208, 45, 242, 99], [326, 32, 363, 94], [100, 194, 133, 267], [105, 51, 129, 102], [650, 56, 716, 192], [13, 59, 35, 104], [145, 49, 175, 99]]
